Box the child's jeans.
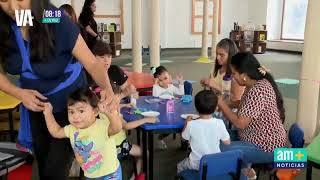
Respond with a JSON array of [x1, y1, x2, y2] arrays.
[[85, 165, 122, 180]]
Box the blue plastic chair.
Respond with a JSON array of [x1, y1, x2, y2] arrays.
[[288, 123, 304, 148], [184, 81, 193, 95], [177, 150, 243, 180]]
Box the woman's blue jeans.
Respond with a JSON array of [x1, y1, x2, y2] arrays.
[[220, 141, 274, 165]]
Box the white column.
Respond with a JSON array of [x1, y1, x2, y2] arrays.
[[211, 0, 219, 61], [150, 0, 160, 68], [132, 0, 142, 72], [297, 0, 320, 142], [71, 0, 75, 7], [201, 0, 209, 57]]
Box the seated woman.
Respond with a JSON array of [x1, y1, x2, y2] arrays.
[[218, 52, 287, 179], [201, 38, 244, 108]]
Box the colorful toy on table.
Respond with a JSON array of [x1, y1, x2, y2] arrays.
[[166, 99, 175, 113], [129, 108, 148, 115], [181, 95, 192, 104]]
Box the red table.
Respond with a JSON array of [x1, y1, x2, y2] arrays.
[[126, 71, 154, 92]]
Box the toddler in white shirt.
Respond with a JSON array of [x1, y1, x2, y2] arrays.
[[152, 66, 184, 98]]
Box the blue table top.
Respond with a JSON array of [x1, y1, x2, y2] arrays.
[[121, 96, 197, 131]]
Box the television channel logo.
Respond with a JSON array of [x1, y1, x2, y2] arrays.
[[274, 148, 307, 168]]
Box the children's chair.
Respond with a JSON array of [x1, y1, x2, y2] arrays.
[[177, 150, 243, 180], [254, 123, 305, 179]]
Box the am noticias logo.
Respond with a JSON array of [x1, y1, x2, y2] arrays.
[[15, 9, 62, 27], [274, 148, 307, 168]]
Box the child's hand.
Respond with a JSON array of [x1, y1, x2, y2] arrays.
[[145, 117, 157, 124], [123, 84, 137, 97], [176, 73, 184, 84], [99, 89, 119, 112], [98, 96, 120, 114], [131, 92, 139, 99], [43, 103, 53, 116], [186, 116, 193, 122], [120, 103, 133, 108]]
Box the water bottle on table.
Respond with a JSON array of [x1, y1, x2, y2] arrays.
[[166, 99, 175, 113], [222, 74, 232, 101]]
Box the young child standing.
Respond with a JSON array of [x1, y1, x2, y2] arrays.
[[152, 66, 184, 98], [43, 88, 123, 180], [177, 90, 231, 173]]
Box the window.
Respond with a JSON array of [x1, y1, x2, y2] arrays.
[[281, 0, 308, 40]]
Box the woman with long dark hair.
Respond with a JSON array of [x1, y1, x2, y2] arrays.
[[0, 0, 114, 179], [79, 0, 98, 50], [201, 38, 244, 105], [60, 4, 88, 45], [218, 52, 287, 178]]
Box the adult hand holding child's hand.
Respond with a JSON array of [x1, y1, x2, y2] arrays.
[[43, 103, 53, 116], [99, 89, 120, 113], [19, 89, 47, 112]]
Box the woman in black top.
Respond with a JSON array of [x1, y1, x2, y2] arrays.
[[79, 0, 98, 50], [0, 0, 114, 179]]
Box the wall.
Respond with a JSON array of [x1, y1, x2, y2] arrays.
[[51, 0, 71, 7], [165, 0, 249, 48], [51, 0, 303, 51], [51, 0, 248, 49], [248, 0, 268, 27], [266, 0, 282, 40]]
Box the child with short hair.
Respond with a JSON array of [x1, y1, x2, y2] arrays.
[[92, 40, 136, 99], [177, 90, 231, 173], [43, 88, 123, 180]]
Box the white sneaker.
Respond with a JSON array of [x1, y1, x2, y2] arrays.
[[155, 140, 168, 150]]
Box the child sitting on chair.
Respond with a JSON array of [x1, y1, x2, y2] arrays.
[[92, 40, 136, 99], [152, 65, 185, 149], [43, 87, 123, 180], [152, 66, 185, 98], [177, 90, 231, 173]]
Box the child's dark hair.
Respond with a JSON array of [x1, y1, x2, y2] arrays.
[[68, 87, 99, 108], [194, 90, 218, 114], [92, 40, 113, 56], [231, 52, 285, 123], [213, 38, 238, 77], [153, 66, 168, 78]]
